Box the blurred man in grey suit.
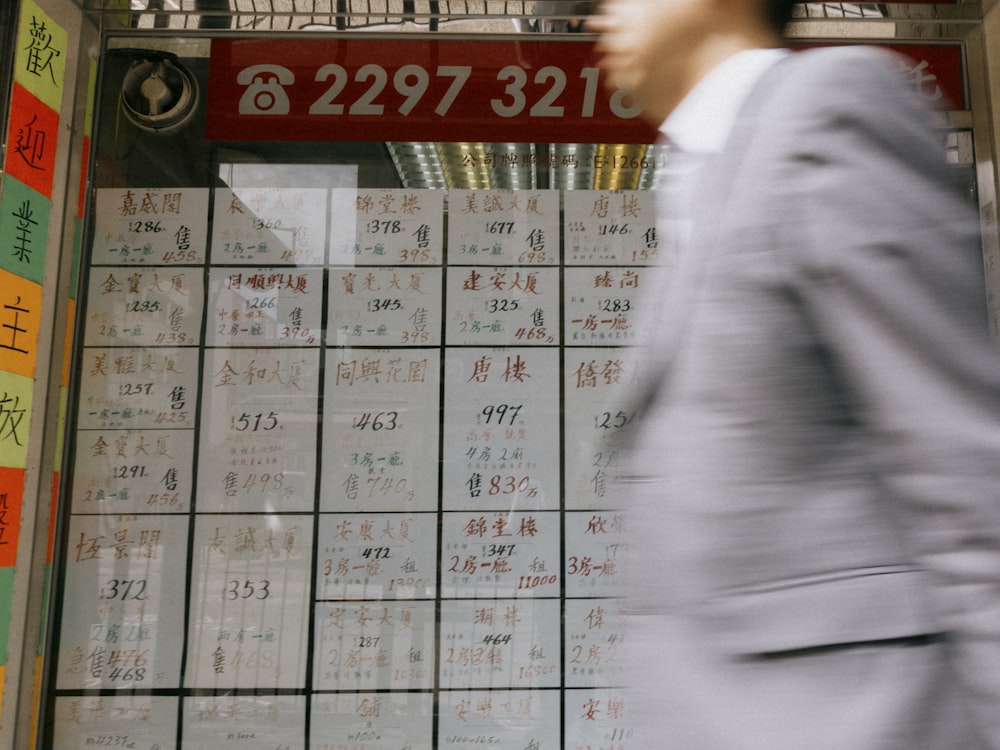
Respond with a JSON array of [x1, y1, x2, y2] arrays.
[[596, 0, 1000, 747]]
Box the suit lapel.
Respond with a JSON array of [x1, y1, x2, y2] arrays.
[[623, 57, 794, 419]]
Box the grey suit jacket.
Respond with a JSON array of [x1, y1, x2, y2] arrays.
[[620, 46, 1000, 749]]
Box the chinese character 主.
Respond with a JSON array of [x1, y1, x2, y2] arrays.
[[1, 296, 30, 355]]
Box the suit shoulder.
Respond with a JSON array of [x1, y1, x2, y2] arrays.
[[765, 46, 932, 129], [778, 46, 909, 95]]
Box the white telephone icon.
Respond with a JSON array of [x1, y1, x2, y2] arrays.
[[237, 64, 294, 115]]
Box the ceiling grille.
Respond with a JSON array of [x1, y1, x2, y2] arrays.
[[104, 0, 889, 31], [110, 0, 598, 30]]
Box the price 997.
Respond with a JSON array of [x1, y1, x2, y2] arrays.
[[480, 404, 523, 426]]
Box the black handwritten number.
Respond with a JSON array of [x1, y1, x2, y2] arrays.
[[118, 382, 153, 397], [485, 221, 515, 235], [231, 411, 279, 431], [481, 404, 523, 426], [252, 218, 282, 231], [127, 220, 163, 233], [126, 300, 160, 313], [225, 579, 271, 600], [486, 299, 520, 314], [368, 298, 403, 312], [112, 465, 147, 479], [367, 219, 403, 234], [598, 298, 631, 313], [594, 410, 633, 429], [100, 578, 148, 600], [352, 411, 398, 431]]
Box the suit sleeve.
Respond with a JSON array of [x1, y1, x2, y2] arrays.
[[776, 47, 1000, 743]]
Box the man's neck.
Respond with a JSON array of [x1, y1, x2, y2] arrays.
[[652, 29, 784, 124]]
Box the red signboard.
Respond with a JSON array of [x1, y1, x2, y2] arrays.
[[205, 37, 661, 143], [206, 38, 965, 144], [796, 42, 966, 110]]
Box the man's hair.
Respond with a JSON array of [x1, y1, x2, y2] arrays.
[[762, 0, 797, 34]]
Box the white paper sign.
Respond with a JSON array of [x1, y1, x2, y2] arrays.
[[211, 187, 327, 265], [71, 429, 195, 514], [53, 695, 178, 750], [564, 688, 636, 750], [207, 267, 323, 346], [439, 600, 561, 689], [447, 189, 559, 266], [321, 348, 440, 513], [563, 267, 648, 346], [564, 599, 629, 688], [564, 510, 627, 598], [197, 348, 319, 512], [445, 266, 559, 346], [57, 514, 189, 689], [182, 695, 305, 749], [92, 187, 209, 265], [442, 348, 559, 511], [563, 190, 658, 266], [437, 690, 560, 750], [440, 511, 561, 599], [84, 267, 204, 347], [313, 600, 436, 691], [184, 515, 313, 689], [76, 347, 198, 430], [328, 266, 443, 347], [311, 692, 434, 750], [316, 513, 438, 600], [563, 348, 643, 510], [330, 188, 444, 266]]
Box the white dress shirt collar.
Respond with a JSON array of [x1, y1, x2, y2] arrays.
[[661, 48, 790, 154]]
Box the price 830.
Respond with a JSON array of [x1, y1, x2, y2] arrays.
[[306, 63, 641, 120]]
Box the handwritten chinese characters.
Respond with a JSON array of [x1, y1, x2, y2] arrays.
[[443, 348, 559, 511], [212, 187, 327, 265], [57, 514, 188, 689], [564, 190, 657, 265], [448, 189, 558, 266], [330, 188, 444, 265], [60, 182, 659, 748], [198, 348, 319, 512], [92, 188, 209, 265], [184, 515, 313, 689], [322, 348, 440, 512]]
